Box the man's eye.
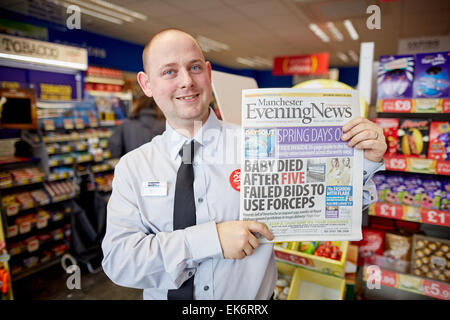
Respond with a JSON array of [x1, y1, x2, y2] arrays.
[[191, 65, 200, 71], [164, 70, 174, 75]]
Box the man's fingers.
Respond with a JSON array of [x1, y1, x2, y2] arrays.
[[342, 117, 365, 132], [248, 233, 260, 249], [246, 221, 274, 241], [243, 244, 254, 256], [347, 130, 376, 147]]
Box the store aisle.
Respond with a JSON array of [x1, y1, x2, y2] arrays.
[[12, 264, 142, 300]]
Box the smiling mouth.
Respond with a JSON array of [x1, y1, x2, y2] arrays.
[[176, 94, 200, 100]]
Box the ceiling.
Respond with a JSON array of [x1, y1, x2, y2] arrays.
[[1, 0, 449, 70]]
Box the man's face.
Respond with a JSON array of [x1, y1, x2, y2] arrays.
[[142, 32, 212, 128]]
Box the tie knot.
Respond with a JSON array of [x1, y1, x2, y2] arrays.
[[179, 140, 195, 164]]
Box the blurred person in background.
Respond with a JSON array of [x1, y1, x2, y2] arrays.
[[108, 94, 165, 158]]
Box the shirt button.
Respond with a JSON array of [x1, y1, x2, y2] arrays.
[[188, 272, 193, 277], [364, 170, 367, 176], [198, 197, 203, 203], [203, 285, 209, 291]]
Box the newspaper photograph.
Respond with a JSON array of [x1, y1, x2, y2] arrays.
[[240, 88, 364, 242]]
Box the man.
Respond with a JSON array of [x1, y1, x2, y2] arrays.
[[101, 29, 387, 300]]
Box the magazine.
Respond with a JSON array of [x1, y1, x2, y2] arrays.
[[240, 88, 363, 242]]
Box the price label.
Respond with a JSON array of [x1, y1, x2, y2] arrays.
[[421, 209, 450, 227], [375, 202, 404, 220], [381, 99, 413, 113], [443, 99, 450, 113], [436, 160, 450, 175], [423, 280, 450, 300], [384, 156, 407, 171], [380, 270, 397, 288]]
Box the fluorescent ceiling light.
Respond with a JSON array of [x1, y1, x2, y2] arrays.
[[64, 0, 135, 22], [196, 36, 229, 52], [236, 56, 271, 68], [326, 22, 344, 41], [308, 23, 330, 43], [0, 52, 87, 70], [343, 20, 359, 40], [348, 50, 359, 62], [236, 57, 258, 68], [90, 0, 147, 21], [337, 52, 349, 63]]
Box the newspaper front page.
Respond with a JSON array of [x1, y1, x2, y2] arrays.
[[240, 88, 363, 242]]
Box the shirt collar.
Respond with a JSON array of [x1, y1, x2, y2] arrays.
[[165, 108, 223, 161]]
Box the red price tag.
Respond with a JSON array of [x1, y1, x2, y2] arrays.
[[442, 99, 450, 113], [381, 99, 412, 113], [380, 270, 397, 288], [423, 280, 450, 300], [229, 169, 240, 191], [384, 155, 407, 171], [436, 160, 450, 175], [375, 202, 404, 220], [421, 209, 450, 227]]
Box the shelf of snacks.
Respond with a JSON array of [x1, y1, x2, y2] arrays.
[[2, 181, 79, 217], [376, 98, 450, 113], [273, 241, 348, 278], [362, 265, 449, 300], [90, 158, 119, 174], [10, 240, 70, 282], [369, 202, 450, 227], [6, 205, 71, 240]]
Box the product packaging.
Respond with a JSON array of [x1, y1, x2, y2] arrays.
[[428, 121, 450, 160], [413, 51, 450, 98], [373, 118, 400, 156], [398, 119, 430, 157], [384, 232, 412, 261], [377, 55, 415, 99], [411, 234, 449, 283], [356, 228, 385, 266]]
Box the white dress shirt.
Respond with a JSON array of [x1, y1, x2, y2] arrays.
[[101, 109, 383, 300]]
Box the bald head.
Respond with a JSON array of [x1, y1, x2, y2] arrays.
[[142, 29, 204, 74]]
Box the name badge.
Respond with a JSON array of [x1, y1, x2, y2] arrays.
[[141, 181, 167, 196]]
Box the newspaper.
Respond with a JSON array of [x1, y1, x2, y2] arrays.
[[240, 88, 363, 242]]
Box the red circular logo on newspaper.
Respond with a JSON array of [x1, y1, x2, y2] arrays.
[[229, 169, 240, 191]]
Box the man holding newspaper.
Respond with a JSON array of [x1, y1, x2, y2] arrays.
[[102, 28, 387, 299]]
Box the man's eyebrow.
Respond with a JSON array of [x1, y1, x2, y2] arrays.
[[158, 62, 177, 71]]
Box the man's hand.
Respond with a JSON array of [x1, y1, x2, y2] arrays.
[[341, 117, 387, 163], [216, 221, 274, 259]]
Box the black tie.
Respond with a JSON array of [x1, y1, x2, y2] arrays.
[[168, 140, 196, 300]]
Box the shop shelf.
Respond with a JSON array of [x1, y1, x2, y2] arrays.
[[274, 241, 348, 277], [369, 202, 450, 227], [377, 98, 450, 113], [383, 154, 450, 175], [288, 266, 346, 300], [362, 265, 450, 300]]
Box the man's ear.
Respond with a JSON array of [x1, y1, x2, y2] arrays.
[[137, 71, 153, 97], [206, 61, 212, 80]]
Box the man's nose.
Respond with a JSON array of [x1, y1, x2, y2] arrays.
[[179, 69, 194, 88]]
